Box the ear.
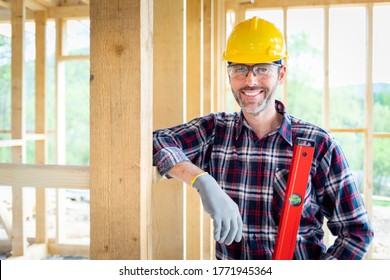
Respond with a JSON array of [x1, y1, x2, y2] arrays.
[[277, 65, 287, 85]]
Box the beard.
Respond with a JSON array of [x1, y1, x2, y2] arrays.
[[232, 85, 276, 116]]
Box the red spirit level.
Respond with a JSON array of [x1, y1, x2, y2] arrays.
[[273, 137, 315, 260]]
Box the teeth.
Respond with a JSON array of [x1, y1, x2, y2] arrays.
[[243, 90, 261, 96]]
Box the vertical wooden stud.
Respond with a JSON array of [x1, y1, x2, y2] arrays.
[[186, 0, 202, 260], [323, 7, 330, 131], [90, 0, 153, 259], [282, 7, 288, 106], [55, 18, 66, 244], [216, 0, 226, 113], [11, 0, 27, 257], [211, 0, 224, 259], [231, 8, 244, 113], [11, 0, 25, 159], [35, 10, 48, 244], [55, 18, 66, 165], [202, 0, 214, 260], [322, 7, 331, 248], [152, 0, 186, 260], [364, 3, 374, 259]]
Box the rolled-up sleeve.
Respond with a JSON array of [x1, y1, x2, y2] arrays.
[[153, 114, 216, 176]]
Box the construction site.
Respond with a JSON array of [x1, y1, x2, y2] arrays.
[[0, 0, 389, 260]]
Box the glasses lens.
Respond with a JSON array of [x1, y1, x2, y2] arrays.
[[253, 65, 275, 77], [228, 65, 248, 79], [228, 63, 279, 79]]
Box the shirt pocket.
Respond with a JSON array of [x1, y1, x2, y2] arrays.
[[272, 168, 313, 226]]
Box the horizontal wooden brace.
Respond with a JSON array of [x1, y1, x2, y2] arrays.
[[0, 163, 89, 189]]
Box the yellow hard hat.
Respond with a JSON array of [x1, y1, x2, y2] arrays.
[[223, 17, 288, 64]]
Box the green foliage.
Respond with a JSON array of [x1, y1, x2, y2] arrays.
[[0, 34, 11, 162], [373, 84, 390, 132], [287, 32, 322, 126], [65, 60, 90, 165], [0, 34, 11, 133], [287, 31, 390, 197], [374, 138, 390, 196], [0, 63, 11, 132], [373, 198, 390, 207], [329, 85, 365, 128], [0, 29, 90, 166]]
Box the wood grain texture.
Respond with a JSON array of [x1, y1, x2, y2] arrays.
[[152, 0, 185, 260], [90, 0, 153, 260]]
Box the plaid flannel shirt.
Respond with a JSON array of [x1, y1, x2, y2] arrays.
[[153, 100, 374, 260]]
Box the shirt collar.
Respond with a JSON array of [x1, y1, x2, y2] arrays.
[[275, 100, 293, 146], [235, 100, 293, 146]]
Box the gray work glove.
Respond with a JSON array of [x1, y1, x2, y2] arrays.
[[192, 173, 243, 245]]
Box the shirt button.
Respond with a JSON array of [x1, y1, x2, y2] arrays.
[[252, 235, 256, 240]]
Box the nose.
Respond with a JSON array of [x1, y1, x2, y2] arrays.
[[245, 70, 258, 85]]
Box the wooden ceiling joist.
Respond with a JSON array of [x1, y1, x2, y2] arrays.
[[0, 4, 88, 21], [26, 0, 46, 11], [0, 0, 11, 9], [225, 0, 390, 10], [34, 0, 57, 7], [47, 4, 88, 19]]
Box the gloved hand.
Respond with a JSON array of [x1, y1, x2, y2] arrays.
[[192, 172, 243, 245]]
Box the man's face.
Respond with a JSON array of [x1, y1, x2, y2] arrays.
[[228, 63, 286, 116]]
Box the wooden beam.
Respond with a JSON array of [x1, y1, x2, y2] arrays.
[[90, 0, 153, 260], [3, 2, 88, 17], [202, 0, 213, 260], [11, 186, 28, 257], [26, 133, 46, 141], [364, 3, 374, 260], [152, 0, 186, 260], [48, 242, 89, 258], [11, 0, 26, 162], [0, 9, 34, 22], [33, 0, 57, 8], [0, 163, 89, 189], [282, 7, 288, 106], [47, 5, 89, 19], [53, 22, 68, 247], [373, 133, 390, 138], [225, 0, 390, 10], [58, 54, 90, 61], [185, 0, 202, 261], [0, 6, 88, 21], [55, 18, 66, 165], [26, 0, 47, 11], [323, 7, 330, 130], [0, 201, 12, 239], [0, 0, 10, 9], [0, 139, 24, 147], [54, 17, 67, 244], [60, 0, 81, 5], [210, 0, 223, 260], [11, 0, 27, 258], [216, 0, 226, 112], [330, 128, 367, 133], [35, 11, 47, 153], [35, 10, 48, 244]]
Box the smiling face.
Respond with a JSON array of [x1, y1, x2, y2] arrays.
[[228, 63, 286, 116]]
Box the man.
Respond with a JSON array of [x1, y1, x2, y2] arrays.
[[153, 17, 374, 260]]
